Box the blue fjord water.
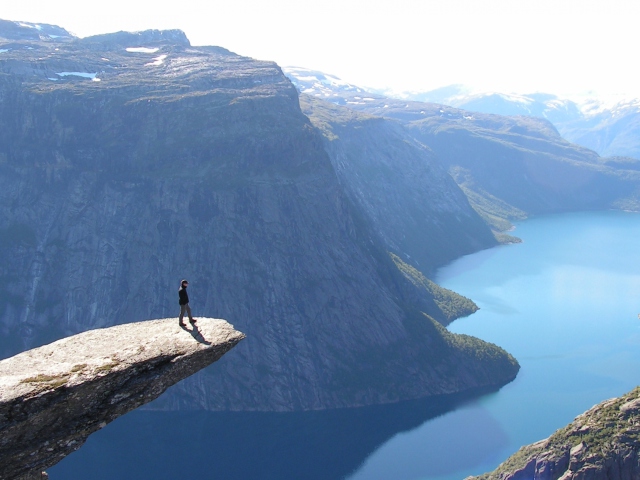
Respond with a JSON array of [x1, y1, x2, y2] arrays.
[[50, 211, 640, 479]]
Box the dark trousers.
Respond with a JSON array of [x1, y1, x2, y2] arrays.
[[179, 303, 193, 323]]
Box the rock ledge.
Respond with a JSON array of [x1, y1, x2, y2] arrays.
[[0, 317, 244, 480]]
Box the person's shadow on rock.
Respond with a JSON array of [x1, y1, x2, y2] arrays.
[[180, 321, 212, 345]]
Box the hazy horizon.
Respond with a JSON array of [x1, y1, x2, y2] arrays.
[[2, 0, 639, 102]]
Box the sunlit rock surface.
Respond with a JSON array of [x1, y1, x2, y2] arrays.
[[0, 317, 244, 479], [470, 387, 640, 480]]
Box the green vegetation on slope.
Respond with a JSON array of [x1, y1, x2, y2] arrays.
[[428, 314, 519, 371], [474, 387, 640, 479], [390, 253, 478, 324], [450, 166, 526, 241]]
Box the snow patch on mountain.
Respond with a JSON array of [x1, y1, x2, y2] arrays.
[[17, 22, 43, 31], [145, 54, 167, 66], [126, 47, 159, 53], [283, 66, 368, 98]]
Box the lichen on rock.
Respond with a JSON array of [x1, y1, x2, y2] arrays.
[[0, 317, 244, 480]]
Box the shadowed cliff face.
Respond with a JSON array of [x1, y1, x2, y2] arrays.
[[0, 317, 244, 479], [343, 99, 640, 225], [300, 95, 497, 275], [285, 70, 640, 229], [0, 22, 518, 411]]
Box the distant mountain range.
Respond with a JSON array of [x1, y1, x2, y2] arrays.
[[284, 68, 640, 160], [285, 67, 640, 231]]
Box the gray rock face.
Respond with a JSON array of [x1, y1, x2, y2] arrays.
[[0, 317, 244, 479], [470, 387, 640, 480], [359, 101, 640, 227], [300, 95, 497, 275], [285, 68, 640, 227], [0, 23, 518, 412]]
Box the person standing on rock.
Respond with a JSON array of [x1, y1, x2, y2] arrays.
[[178, 279, 196, 326]]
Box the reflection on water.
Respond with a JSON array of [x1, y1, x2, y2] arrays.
[[49, 387, 500, 480], [347, 402, 509, 480], [48, 211, 640, 480]]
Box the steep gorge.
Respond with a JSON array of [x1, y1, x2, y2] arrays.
[[349, 99, 640, 229], [0, 22, 518, 411], [300, 95, 498, 276]]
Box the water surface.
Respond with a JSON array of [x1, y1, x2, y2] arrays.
[[349, 210, 640, 479], [50, 211, 640, 479]]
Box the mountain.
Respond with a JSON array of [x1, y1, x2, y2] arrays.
[[359, 100, 640, 220], [394, 87, 584, 125], [282, 66, 376, 102], [429, 92, 640, 163], [0, 19, 73, 42], [285, 69, 640, 230], [412, 88, 640, 161], [299, 94, 498, 277], [557, 100, 640, 159], [284, 71, 583, 124], [422, 90, 640, 161], [0, 21, 519, 411], [452, 92, 583, 125], [378, 83, 640, 161], [470, 387, 640, 480]]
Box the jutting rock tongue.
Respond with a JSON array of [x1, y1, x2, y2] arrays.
[[0, 318, 245, 480]]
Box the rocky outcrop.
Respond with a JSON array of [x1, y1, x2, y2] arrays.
[[0, 317, 244, 479], [470, 387, 640, 480]]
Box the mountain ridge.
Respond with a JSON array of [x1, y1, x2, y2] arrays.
[[285, 68, 640, 231], [0, 20, 519, 412]]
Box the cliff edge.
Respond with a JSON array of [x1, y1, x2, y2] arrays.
[[470, 386, 640, 480], [0, 318, 244, 480], [0, 21, 518, 411]]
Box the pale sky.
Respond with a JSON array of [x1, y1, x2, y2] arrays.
[[2, 0, 639, 99]]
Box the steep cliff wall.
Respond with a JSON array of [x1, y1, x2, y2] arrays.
[[0, 22, 518, 411], [471, 387, 640, 480], [300, 95, 497, 275], [0, 317, 244, 479], [346, 99, 640, 227]]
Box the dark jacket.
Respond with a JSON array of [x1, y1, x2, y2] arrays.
[[178, 286, 189, 305]]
